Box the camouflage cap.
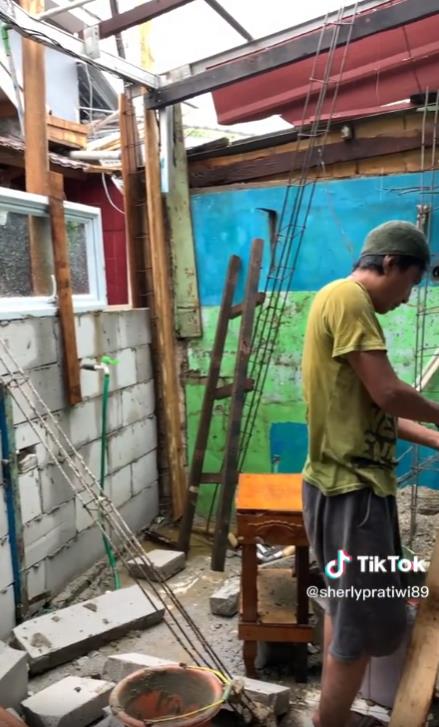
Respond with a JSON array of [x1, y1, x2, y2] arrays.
[[361, 221, 430, 265]]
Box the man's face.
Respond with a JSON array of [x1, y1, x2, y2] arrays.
[[377, 259, 423, 314]]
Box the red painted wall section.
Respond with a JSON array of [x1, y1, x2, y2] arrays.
[[65, 177, 128, 305]]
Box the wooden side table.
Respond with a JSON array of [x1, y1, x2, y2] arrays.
[[236, 473, 313, 680]]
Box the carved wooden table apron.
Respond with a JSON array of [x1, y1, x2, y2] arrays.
[[236, 473, 313, 680]]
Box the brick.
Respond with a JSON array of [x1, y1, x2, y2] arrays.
[[39, 466, 74, 512], [0, 319, 57, 374], [26, 562, 46, 602], [117, 309, 151, 349], [45, 528, 104, 595], [121, 381, 155, 426], [109, 348, 137, 391], [12, 364, 65, 426], [135, 345, 153, 383], [0, 539, 13, 591], [22, 676, 114, 727], [103, 653, 173, 683], [108, 465, 132, 509], [102, 654, 290, 716], [0, 642, 28, 710], [127, 550, 185, 582], [210, 578, 240, 617], [0, 586, 15, 639], [108, 418, 157, 473], [75, 314, 101, 360], [13, 585, 164, 674], [78, 439, 101, 481], [120, 489, 159, 535], [59, 395, 123, 450], [131, 451, 158, 496], [18, 470, 42, 524], [23, 502, 76, 568]]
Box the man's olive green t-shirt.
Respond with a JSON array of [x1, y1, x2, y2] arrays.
[[302, 278, 397, 497]]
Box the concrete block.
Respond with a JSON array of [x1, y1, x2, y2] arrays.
[[45, 528, 104, 595], [0, 586, 16, 640], [108, 418, 157, 473], [0, 641, 28, 710], [13, 585, 164, 674], [75, 500, 94, 533], [0, 319, 57, 374], [0, 539, 13, 591], [109, 348, 137, 391], [18, 470, 42, 524], [75, 314, 102, 360], [40, 466, 75, 512], [60, 395, 123, 450], [234, 676, 290, 717], [0, 493, 8, 540], [108, 466, 132, 509], [101, 654, 290, 717], [135, 345, 153, 383], [210, 578, 240, 617], [121, 381, 155, 426], [78, 439, 101, 481], [23, 502, 76, 568], [127, 550, 185, 582], [12, 365, 65, 426], [131, 451, 158, 496], [26, 562, 47, 602], [120, 489, 159, 535], [22, 676, 114, 727], [117, 309, 151, 349], [103, 653, 174, 683]]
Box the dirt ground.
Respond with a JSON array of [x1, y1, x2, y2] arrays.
[[26, 496, 439, 726]]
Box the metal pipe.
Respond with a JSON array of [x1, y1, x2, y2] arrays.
[[69, 150, 121, 160], [39, 0, 98, 19]]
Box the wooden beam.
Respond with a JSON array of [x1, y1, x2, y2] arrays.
[[145, 0, 439, 109], [21, 0, 52, 296], [47, 115, 90, 149], [99, 0, 194, 39], [48, 172, 82, 406], [108, 0, 126, 58], [189, 130, 434, 187], [144, 104, 187, 520], [389, 531, 439, 726]]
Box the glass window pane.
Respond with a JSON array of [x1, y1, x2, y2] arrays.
[[0, 211, 53, 297], [67, 219, 90, 295]]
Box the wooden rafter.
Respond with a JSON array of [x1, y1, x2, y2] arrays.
[[99, 0, 195, 39]]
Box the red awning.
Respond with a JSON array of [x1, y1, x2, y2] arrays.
[[212, 4, 439, 126]]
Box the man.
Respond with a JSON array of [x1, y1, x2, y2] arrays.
[[302, 220, 439, 727]]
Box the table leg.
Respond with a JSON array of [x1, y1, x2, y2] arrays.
[[243, 640, 258, 677], [296, 545, 309, 625], [241, 543, 258, 621], [294, 643, 308, 683]]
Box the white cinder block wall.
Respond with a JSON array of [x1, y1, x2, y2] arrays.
[[0, 309, 159, 637]]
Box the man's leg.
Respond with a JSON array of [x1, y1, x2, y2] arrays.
[[316, 653, 369, 727]]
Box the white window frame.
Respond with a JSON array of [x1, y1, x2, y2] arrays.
[[0, 186, 107, 319]]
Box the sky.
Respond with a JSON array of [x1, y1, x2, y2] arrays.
[[57, 0, 380, 137]]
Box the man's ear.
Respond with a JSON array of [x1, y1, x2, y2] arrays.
[[382, 254, 396, 275]]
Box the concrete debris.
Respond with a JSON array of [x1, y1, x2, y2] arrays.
[[0, 707, 28, 727], [210, 577, 240, 617], [0, 641, 28, 710], [127, 549, 185, 581], [13, 586, 164, 675], [102, 653, 290, 716], [22, 676, 114, 727]]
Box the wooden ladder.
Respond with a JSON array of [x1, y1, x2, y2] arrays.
[[178, 238, 264, 571]]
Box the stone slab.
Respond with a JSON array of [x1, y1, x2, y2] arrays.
[[0, 641, 28, 710], [210, 578, 240, 617], [13, 586, 164, 675], [127, 550, 185, 582], [22, 676, 114, 727], [102, 653, 290, 716]]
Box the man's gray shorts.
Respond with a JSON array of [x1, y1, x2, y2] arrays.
[[303, 481, 407, 661]]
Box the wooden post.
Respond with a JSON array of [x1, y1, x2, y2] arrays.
[[144, 106, 187, 519], [21, 0, 52, 295], [48, 172, 82, 406]]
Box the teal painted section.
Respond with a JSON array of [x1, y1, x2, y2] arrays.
[[188, 172, 439, 516]]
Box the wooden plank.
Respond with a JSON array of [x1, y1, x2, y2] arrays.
[[211, 238, 264, 571], [48, 172, 82, 406], [229, 292, 265, 319], [47, 115, 89, 149], [189, 130, 434, 188], [239, 623, 312, 642], [144, 105, 187, 520], [21, 0, 51, 296], [199, 472, 223, 484], [119, 92, 148, 308], [215, 378, 254, 400], [165, 104, 202, 338], [178, 255, 241, 552], [389, 531, 439, 727], [99, 0, 194, 38]]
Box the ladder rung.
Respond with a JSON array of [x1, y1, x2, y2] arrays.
[[229, 292, 265, 319], [215, 378, 254, 399], [199, 473, 223, 484]]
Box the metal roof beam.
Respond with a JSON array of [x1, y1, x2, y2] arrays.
[[0, 0, 158, 87], [203, 0, 253, 42], [145, 0, 439, 109], [98, 0, 195, 39]]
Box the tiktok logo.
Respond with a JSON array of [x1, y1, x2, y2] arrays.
[[325, 550, 352, 579]]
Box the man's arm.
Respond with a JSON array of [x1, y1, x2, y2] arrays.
[[397, 418, 439, 448], [346, 350, 439, 424]]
